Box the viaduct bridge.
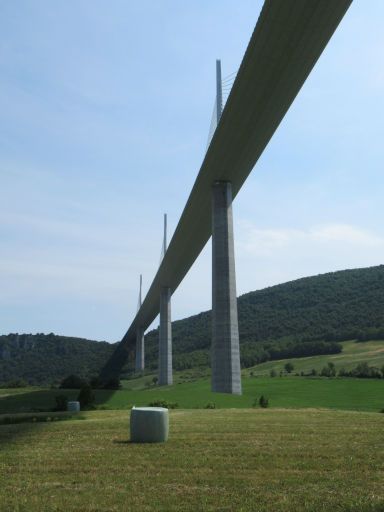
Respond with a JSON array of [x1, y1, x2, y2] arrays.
[[100, 0, 352, 394]]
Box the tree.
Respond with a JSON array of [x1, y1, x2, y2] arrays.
[[0, 378, 28, 388], [352, 362, 382, 379], [60, 374, 87, 389], [77, 383, 95, 408], [103, 377, 121, 390], [55, 394, 68, 411], [259, 395, 269, 408], [284, 362, 294, 374], [320, 362, 336, 377]]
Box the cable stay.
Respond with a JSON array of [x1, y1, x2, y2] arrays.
[[136, 274, 142, 312], [159, 213, 167, 266], [206, 62, 238, 152]]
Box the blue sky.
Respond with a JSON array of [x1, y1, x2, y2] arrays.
[[1, 1, 383, 342]]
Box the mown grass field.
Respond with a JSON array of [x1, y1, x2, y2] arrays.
[[1, 341, 383, 511], [246, 340, 384, 376], [0, 408, 383, 511], [1, 376, 383, 414]]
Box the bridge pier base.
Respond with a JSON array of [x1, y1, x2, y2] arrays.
[[159, 286, 173, 386], [211, 181, 242, 395], [135, 327, 144, 372]]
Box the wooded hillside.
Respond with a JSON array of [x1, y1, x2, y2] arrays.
[[1, 265, 383, 383]]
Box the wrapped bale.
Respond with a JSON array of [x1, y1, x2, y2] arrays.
[[130, 406, 169, 443], [67, 401, 80, 412]]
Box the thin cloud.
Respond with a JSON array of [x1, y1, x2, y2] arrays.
[[238, 222, 384, 256]]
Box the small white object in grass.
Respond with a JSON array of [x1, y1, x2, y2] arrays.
[[130, 407, 169, 443], [67, 401, 80, 412]]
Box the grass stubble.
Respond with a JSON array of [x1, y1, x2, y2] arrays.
[[0, 408, 383, 511]]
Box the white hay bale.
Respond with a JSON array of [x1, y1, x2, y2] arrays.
[[130, 406, 169, 443], [67, 401, 80, 412]]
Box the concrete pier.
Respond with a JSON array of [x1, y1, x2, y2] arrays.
[[211, 181, 242, 394], [159, 286, 173, 385], [135, 327, 145, 372]]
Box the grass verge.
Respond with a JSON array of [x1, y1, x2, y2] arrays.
[[0, 408, 383, 511], [2, 376, 384, 414]]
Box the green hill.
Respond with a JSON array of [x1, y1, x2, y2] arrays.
[[2, 265, 384, 384], [245, 340, 384, 376], [0, 333, 115, 385], [141, 264, 384, 371]]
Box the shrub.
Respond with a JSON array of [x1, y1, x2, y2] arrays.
[[0, 378, 28, 388], [338, 363, 383, 379], [270, 369, 277, 377], [103, 377, 121, 390], [77, 384, 95, 408], [352, 362, 382, 379], [320, 362, 336, 378], [60, 374, 87, 389], [284, 362, 294, 374], [148, 400, 178, 409], [259, 395, 269, 408], [205, 402, 216, 409], [54, 394, 68, 411], [90, 376, 102, 388]]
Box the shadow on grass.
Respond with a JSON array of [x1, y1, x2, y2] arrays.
[[0, 387, 118, 446]]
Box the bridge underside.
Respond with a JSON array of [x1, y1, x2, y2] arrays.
[[100, 0, 352, 382]]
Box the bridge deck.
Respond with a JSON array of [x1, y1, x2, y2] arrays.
[[101, 0, 352, 377]]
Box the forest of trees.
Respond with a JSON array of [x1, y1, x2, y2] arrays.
[[140, 265, 384, 371], [0, 333, 115, 385], [1, 265, 384, 384]]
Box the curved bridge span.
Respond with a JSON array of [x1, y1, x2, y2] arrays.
[[100, 0, 352, 389]]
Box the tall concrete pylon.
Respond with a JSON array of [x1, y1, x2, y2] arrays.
[[159, 286, 172, 385], [211, 60, 241, 394], [135, 274, 145, 371], [158, 214, 173, 385], [135, 326, 144, 371], [211, 181, 242, 394]]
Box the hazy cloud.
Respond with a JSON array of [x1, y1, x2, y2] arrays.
[[238, 222, 384, 256]]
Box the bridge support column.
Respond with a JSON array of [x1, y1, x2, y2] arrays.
[[135, 327, 144, 372], [211, 181, 242, 394], [159, 286, 173, 386]]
